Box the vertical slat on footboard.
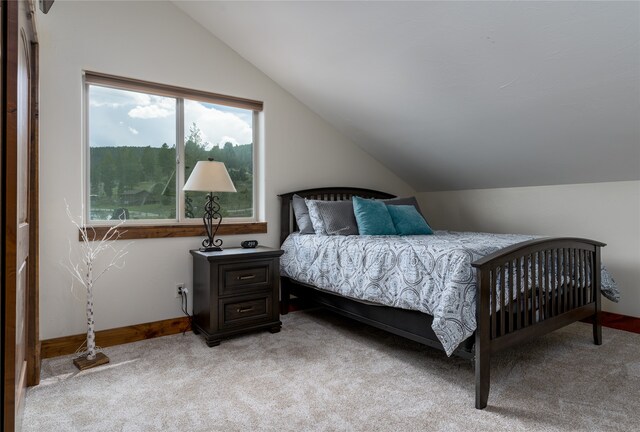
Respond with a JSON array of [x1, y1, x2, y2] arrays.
[[524, 255, 530, 327], [516, 258, 522, 330], [491, 270, 497, 340], [569, 249, 574, 309], [540, 251, 549, 320], [584, 251, 590, 305], [537, 251, 543, 322], [584, 251, 589, 304], [588, 251, 595, 303], [499, 265, 506, 337], [507, 261, 513, 334], [551, 249, 555, 317], [576, 250, 581, 307], [576, 250, 581, 308], [550, 249, 556, 317], [576, 249, 581, 308], [546, 250, 552, 317], [554, 249, 560, 316], [562, 249, 569, 313]]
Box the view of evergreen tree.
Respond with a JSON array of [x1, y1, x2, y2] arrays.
[[184, 123, 253, 219], [89, 121, 253, 221]]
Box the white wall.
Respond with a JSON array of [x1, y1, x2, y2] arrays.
[[418, 181, 640, 318], [37, 1, 413, 339]]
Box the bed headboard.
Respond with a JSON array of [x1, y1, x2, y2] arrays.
[[278, 187, 396, 245]]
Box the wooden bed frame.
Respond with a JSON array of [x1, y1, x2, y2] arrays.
[[279, 187, 604, 409]]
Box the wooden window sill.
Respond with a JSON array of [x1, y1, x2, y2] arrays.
[[80, 222, 267, 241]]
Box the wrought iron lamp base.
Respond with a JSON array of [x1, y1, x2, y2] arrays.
[[201, 246, 223, 252], [201, 192, 224, 252]]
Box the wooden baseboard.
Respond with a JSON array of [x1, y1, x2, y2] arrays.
[[582, 311, 640, 335], [40, 311, 639, 360], [41, 317, 191, 359]]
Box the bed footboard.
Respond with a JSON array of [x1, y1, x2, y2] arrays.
[[471, 237, 605, 409]]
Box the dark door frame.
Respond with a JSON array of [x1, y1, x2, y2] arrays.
[[2, 1, 39, 430]]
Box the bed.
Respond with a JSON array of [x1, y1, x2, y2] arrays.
[[278, 187, 618, 409]]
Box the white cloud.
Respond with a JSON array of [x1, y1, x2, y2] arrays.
[[185, 100, 252, 148], [128, 95, 175, 119], [90, 86, 152, 108], [133, 93, 152, 106], [90, 86, 175, 119], [128, 105, 173, 119], [128, 127, 139, 135]]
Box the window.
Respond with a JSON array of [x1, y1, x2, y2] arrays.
[[84, 72, 262, 232]]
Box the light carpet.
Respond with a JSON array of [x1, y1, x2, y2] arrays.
[[24, 309, 640, 431]]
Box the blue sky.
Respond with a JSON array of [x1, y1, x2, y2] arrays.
[[89, 85, 253, 149]]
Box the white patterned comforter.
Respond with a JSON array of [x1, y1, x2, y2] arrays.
[[280, 231, 619, 356]]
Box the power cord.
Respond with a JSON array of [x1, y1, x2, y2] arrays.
[[179, 287, 192, 335]]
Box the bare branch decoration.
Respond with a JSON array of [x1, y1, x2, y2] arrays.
[[61, 201, 132, 361]]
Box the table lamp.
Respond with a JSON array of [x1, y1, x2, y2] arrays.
[[183, 158, 237, 251]]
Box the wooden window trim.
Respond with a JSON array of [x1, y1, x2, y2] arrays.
[[84, 71, 264, 112], [79, 222, 267, 241]]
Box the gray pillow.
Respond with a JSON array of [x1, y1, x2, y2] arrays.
[[292, 194, 315, 234], [383, 196, 429, 225], [305, 199, 359, 236], [306, 200, 327, 235]]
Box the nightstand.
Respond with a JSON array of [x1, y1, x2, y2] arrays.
[[190, 247, 284, 347]]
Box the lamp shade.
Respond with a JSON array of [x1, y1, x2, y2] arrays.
[[183, 160, 237, 193]]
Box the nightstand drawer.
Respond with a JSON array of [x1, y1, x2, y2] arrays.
[[221, 296, 271, 328], [220, 260, 272, 296]]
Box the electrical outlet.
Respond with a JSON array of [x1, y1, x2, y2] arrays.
[[175, 283, 185, 298]]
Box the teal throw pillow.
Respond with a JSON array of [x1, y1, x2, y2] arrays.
[[352, 196, 396, 235], [386, 205, 434, 235]]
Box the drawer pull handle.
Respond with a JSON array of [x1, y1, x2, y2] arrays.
[[237, 306, 254, 313], [237, 274, 256, 281]]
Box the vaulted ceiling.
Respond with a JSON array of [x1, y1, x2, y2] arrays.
[[175, 1, 640, 192]]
